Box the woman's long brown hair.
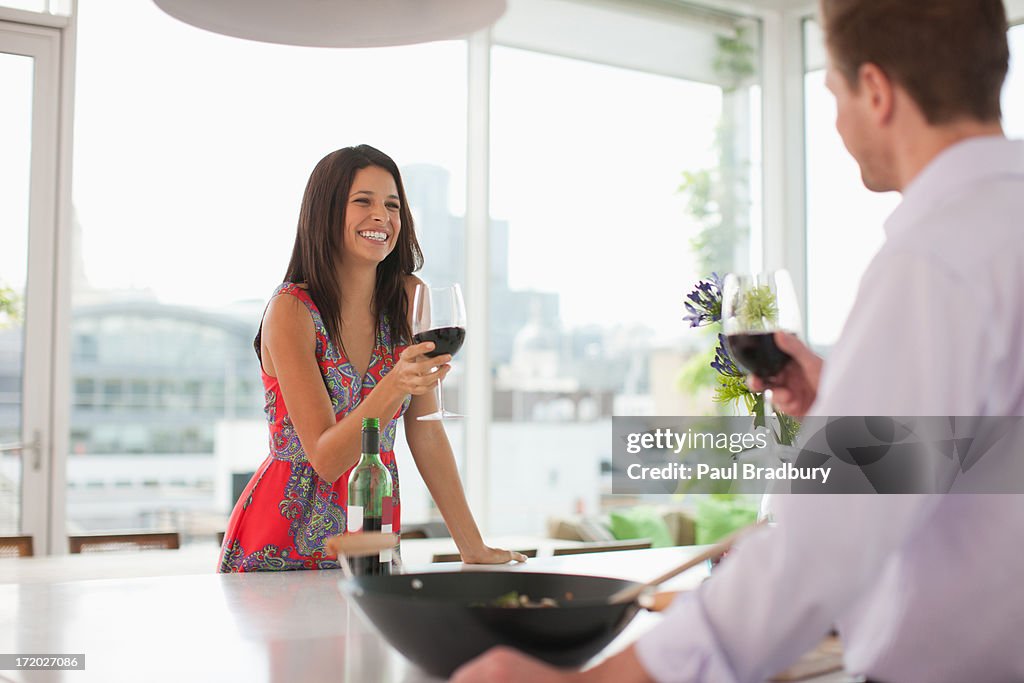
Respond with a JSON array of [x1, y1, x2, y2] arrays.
[[266, 145, 423, 357]]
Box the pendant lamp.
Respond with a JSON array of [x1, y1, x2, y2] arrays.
[[152, 0, 507, 48]]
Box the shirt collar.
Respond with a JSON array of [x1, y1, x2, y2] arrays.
[[884, 136, 1024, 239]]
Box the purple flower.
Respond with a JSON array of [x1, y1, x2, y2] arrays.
[[711, 333, 744, 378], [683, 273, 723, 328]]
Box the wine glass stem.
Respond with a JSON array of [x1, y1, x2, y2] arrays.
[[435, 377, 445, 415]]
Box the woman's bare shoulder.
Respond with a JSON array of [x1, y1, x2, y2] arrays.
[[263, 290, 315, 341]]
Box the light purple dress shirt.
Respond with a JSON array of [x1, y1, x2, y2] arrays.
[[635, 137, 1024, 682]]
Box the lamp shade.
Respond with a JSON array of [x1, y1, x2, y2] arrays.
[[152, 0, 507, 48]]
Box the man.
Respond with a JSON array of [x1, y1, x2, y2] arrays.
[[453, 1, 1024, 681]]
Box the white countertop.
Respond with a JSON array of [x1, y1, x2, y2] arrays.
[[0, 545, 848, 683], [0, 536, 590, 585]]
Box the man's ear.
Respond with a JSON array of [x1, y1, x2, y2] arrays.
[[858, 62, 895, 125]]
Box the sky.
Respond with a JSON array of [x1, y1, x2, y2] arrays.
[[3, 4, 1024, 340]]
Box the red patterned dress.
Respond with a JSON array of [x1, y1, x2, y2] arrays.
[[218, 283, 410, 572]]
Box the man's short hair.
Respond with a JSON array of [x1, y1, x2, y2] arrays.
[[820, 0, 1009, 125]]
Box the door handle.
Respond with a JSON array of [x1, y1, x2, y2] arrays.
[[0, 430, 42, 470]]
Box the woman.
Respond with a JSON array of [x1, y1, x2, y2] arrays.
[[219, 145, 524, 571]]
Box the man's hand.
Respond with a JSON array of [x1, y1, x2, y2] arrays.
[[748, 332, 823, 418], [451, 647, 574, 683], [452, 645, 654, 683]]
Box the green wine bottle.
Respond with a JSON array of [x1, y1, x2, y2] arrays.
[[347, 417, 393, 576]]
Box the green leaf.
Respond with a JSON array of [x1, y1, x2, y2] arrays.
[[751, 393, 766, 428], [774, 410, 801, 446], [713, 374, 757, 414]]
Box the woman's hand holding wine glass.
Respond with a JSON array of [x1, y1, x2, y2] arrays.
[[386, 342, 453, 397], [412, 283, 467, 421]]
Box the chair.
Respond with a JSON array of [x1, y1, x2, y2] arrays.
[[552, 539, 652, 556], [69, 531, 180, 554], [431, 548, 538, 563], [401, 521, 450, 539], [399, 529, 428, 540], [0, 535, 34, 557]]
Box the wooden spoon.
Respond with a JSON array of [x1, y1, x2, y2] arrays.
[[607, 520, 766, 605]]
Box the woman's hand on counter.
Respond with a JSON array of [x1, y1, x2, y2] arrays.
[[460, 545, 529, 564]]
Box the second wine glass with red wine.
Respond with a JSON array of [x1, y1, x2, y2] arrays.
[[721, 270, 803, 384], [411, 283, 466, 421]]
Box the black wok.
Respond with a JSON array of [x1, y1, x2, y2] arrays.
[[330, 525, 758, 678], [340, 570, 645, 678]]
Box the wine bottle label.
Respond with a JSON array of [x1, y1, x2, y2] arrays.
[[380, 497, 393, 562], [347, 505, 363, 533], [379, 527, 392, 563]]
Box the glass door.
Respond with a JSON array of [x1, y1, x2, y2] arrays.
[[0, 20, 62, 553]]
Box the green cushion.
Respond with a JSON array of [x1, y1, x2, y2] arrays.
[[694, 497, 759, 545], [608, 506, 674, 548]]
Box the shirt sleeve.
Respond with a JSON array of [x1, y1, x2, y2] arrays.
[[634, 495, 940, 682]]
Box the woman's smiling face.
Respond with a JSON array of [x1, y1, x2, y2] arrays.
[[341, 165, 402, 266]]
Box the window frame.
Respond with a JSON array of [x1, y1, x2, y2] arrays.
[[0, 4, 76, 554]]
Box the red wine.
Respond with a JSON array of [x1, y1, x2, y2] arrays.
[[726, 332, 792, 380], [349, 516, 391, 576], [413, 326, 466, 357]]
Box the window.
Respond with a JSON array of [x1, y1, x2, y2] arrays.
[[69, 0, 467, 541], [17, 0, 1023, 552], [1004, 24, 1024, 139], [74, 378, 96, 409], [486, 2, 762, 534], [65, 0, 764, 542], [0, 1, 56, 12], [101, 379, 123, 410]]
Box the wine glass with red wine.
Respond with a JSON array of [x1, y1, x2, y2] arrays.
[[721, 270, 802, 384], [412, 283, 467, 421]]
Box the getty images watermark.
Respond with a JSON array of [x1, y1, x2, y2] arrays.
[[612, 416, 1024, 495], [623, 426, 831, 485]]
